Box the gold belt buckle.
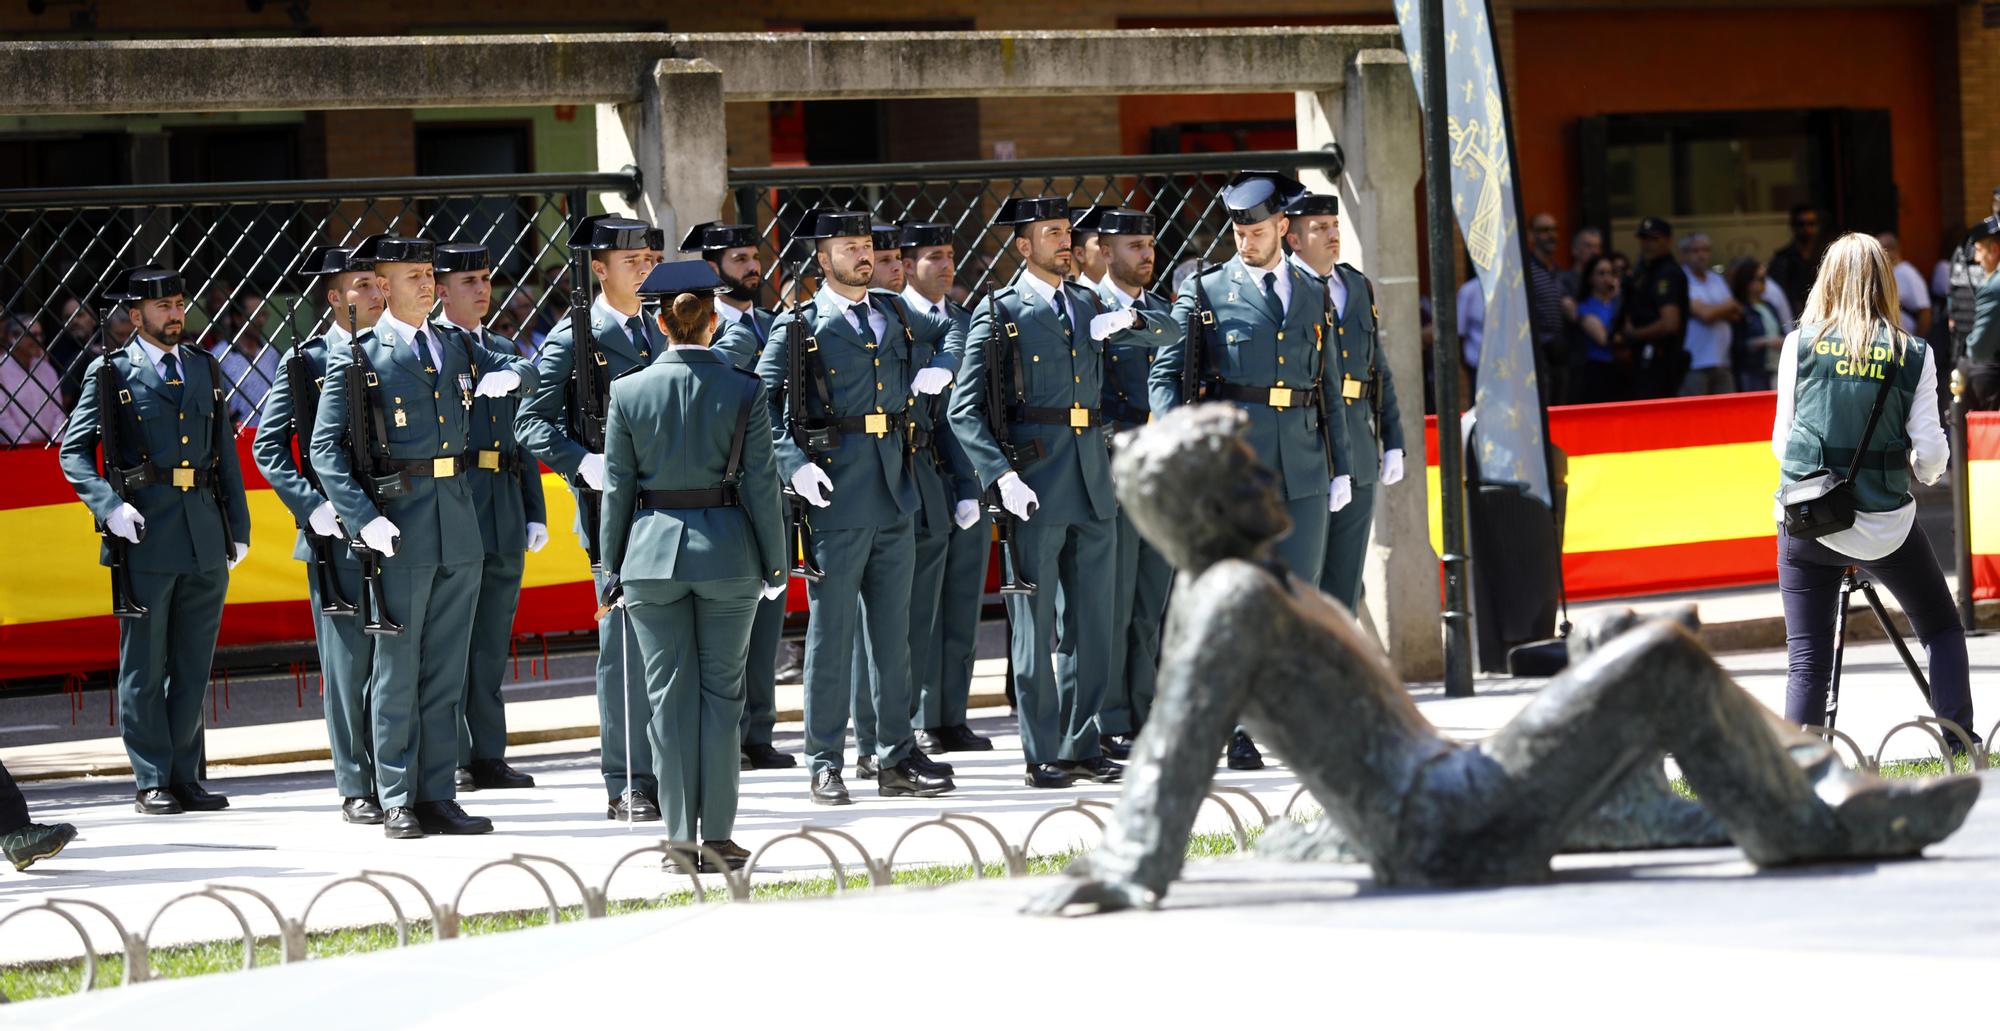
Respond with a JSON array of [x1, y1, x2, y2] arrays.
[[477, 449, 501, 471], [433, 456, 457, 477], [1342, 377, 1364, 400], [171, 467, 196, 489], [1069, 406, 1091, 428], [864, 413, 889, 436], [1268, 387, 1294, 408]]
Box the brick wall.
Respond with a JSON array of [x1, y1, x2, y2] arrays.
[[1959, 2, 2000, 225]]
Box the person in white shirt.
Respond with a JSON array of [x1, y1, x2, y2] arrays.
[[1876, 232, 1932, 338], [1679, 233, 1740, 396], [0, 316, 66, 444], [1770, 232, 1971, 745]]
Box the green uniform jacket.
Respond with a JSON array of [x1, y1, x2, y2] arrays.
[[1149, 256, 1352, 499], [601, 348, 786, 585], [1779, 328, 1928, 513], [711, 305, 775, 373], [61, 339, 251, 572], [251, 331, 351, 564], [1295, 260, 1406, 489], [754, 286, 963, 532], [437, 324, 547, 556], [1093, 282, 1179, 429], [1969, 272, 2000, 365], [309, 318, 537, 567]]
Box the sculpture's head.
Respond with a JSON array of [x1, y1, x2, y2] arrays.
[[1112, 404, 1291, 571]]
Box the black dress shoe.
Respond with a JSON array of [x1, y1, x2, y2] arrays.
[[1062, 756, 1124, 784], [168, 782, 230, 812], [914, 727, 944, 754], [811, 769, 852, 806], [1225, 730, 1265, 771], [855, 754, 879, 780], [383, 806, 424, 839], [455, 767, 476, 791], [1099, 733, 1135, 760], [907, 750, 955, 777], [699, 839, 750, 873], [931, 724, 995, 753], [878, 758, 955, 798], [135, 788, 184, 815], [740, 742, 798, 769], [467, 759, 535, 790], [342, 796, 385, 825], [607, 790, 661, 822], [413, 800, 494, 835], [1023, 763, 1075, 789], [773, 642, 805, 683]]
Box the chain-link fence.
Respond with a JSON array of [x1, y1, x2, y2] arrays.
[[0, 171, 639, 447], [726, 147, 1342, 304]]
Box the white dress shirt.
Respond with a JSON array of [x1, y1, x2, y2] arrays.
[[593, 294, 645, 348], [374, 310, 444, 369], [1288, 252, 1345, 317], [901, 285, 950, 320], [1244, 255, 1293, 314], [134, 334, 187, 383], [1098, 279, 1140, 309], [818, 286, 887, 342]]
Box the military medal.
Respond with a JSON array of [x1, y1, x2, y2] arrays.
[[394, 408, 407, 428], [458, 373, 474, 411]]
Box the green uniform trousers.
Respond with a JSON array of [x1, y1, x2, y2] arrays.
[[1006, 515, 1115, 764], [740, 592, 784, 748], [1102, 509, 1172, 737], [803, 516, 916, 776], [1274, 493, 1331, 590], [925, 511, 990, 730], [624, 577, 759, 842], [1320, 481, 1378, 611], [852, 511, 950, 755], [594, 568, 657, 799], [119, 566, 228, 790], [307, 557, 374, 799], [369, 560, 478, 809], [459, 548, 523, 766]]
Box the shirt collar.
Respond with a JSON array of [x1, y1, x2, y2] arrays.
[[1099, 278, 1140, 308], [134, 334, 174, 370], [901, 284, 947, 314], [1288, 252, 1332, 281], [1016, 269, 1063, 308], [593, 294, 641, 338], [713, 297, 748, 324], [323, 321, 351, 348], [815, 284, 872, 316], [375, 309, 425, 350], [1244, 252, 1287, 278], [440, 314, 482, 338]]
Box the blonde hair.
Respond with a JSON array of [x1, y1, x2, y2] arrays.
[[1799, 232, 1911, 363]]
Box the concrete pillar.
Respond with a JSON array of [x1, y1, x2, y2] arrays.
[[607, 58, 727, 251], [1296, 49, 1441, 681]]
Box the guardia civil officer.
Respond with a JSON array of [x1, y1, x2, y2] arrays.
[[1070, 205, 1109, 291], [516, 215, 667, 821], [948, 195, 1162, 788], [1148, 171, 1354, 771], [433, 242, 548, 792], [754, 208, 963, 805], [600, 260, 787, 869], [898, 221, 993, 754], [685, 220, 798, 771], [311, 234, 535, 839], [1080, 206, 1179, 758], [61, 266, 252, 814], [1282, 191, 1407, 612], [251, 245, 386, 823], [1960, 216, 2000, 409]]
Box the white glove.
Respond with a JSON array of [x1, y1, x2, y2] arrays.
[[105, 502, 145, 544], [953, 498, 982, 529], [760, 580, 787, 602], [525, 522, 549, 553], [997, 471, 1039, 521], [227, 542, 249, 570], [1380, 449, 1405, 487], [1328, 475, 1354, 513], [791, 464, 834, 508], [473, 369, 522, 398], [1088, 309, 1141, 341], [308, 500, 341, 538], [578, 452, 607, 492], [910, 367, 953, 396], [360, 516, 401, 558]]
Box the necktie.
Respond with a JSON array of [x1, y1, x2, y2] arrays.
[[414, 329, 438, 382], [851, 303, 876, 346], [1262, 271, 1283, 320], [160, 352, 182, 386], [749, 311, 768, 346], [1052, 290, 1072, 339], [626, 315, 650, 359]]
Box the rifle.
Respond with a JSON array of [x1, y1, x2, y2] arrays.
[[286, 340, 356, 616], [342, 303, 405, 636], [565, 241, 609, 573], [1315, 278, 1339, 479], [980, 291, 1037, 596], [1185, 265, 1217, 403], [780, 296, 833, 583], [94, 359, 147, 619]]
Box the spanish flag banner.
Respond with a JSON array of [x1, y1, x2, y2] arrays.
[[1968, 411, 2000, 600]]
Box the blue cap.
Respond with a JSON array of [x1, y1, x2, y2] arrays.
[[1220, 171, 1306, 225], [636, 259, 725, 299], [295, 246, 371, 279], [679, 221, 757, 254], [1283, 192, 1338, 218], [795, 209, 872, 241], [1089, 207, 1156, 236], [898, 222, 953, 249]]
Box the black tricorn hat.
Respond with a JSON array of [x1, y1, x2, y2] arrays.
[[794, 208, 873, 241], [294, 246, 371, 279], [679, 220, 757, 254], [1969, 215, 2000, 245], [636, 258, 725, 299], [354, 233, 435, 265], [104, 266, 185, 303], [994, 196, 1070, 226], [1070, 204, 1104, 232], [871, 223, 901, 251], [898, 221, 953, 249], [1220, 171, 1307, 225], [568, 214, 664, 252], [431, 242, 491, 275], [1090, 207, 1157, 236], [1283, 192, 1339, 218]]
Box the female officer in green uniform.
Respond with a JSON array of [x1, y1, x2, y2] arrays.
[[599, 260, 787, 869]]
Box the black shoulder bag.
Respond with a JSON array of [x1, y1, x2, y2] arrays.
[[1779, 345, 1900, 540]]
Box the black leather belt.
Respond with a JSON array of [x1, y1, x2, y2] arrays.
[[1012, 405, 1101, 428], [124, 463, 216, 490], [473, 448, 521, 473], [831, 412, 910, 438], [391, 456, 464, 478], [1213, 383, 1322, 409], [640, 486, 741, 509], [1340, 376, 1375, 401], [1104, 397, 1149, 426]]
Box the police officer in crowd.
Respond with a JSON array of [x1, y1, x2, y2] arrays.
[[311, 234, 535, 838], [599, 260, 787, 870], [517, 215, 667, 821], [1282, 191, 1407, 612], [1149, 172, 1353, 771], [433, 242, 548, 792], [252, 245, 386, 823], [755, 208, 962, 805], [1081, 205, 1178, 758], [1960, 216, 2000, 409], [949, 195, 1154, 788], [685, 219, 798, 771], [1623, 217, 1689, 399], [62, 266, 252, 815], [897, 221, 993, 755]]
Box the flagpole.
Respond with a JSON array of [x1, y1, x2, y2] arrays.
[[1422, 0, 1475, 697]]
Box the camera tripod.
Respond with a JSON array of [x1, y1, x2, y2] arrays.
[[1824, 566, 1932, 730]]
